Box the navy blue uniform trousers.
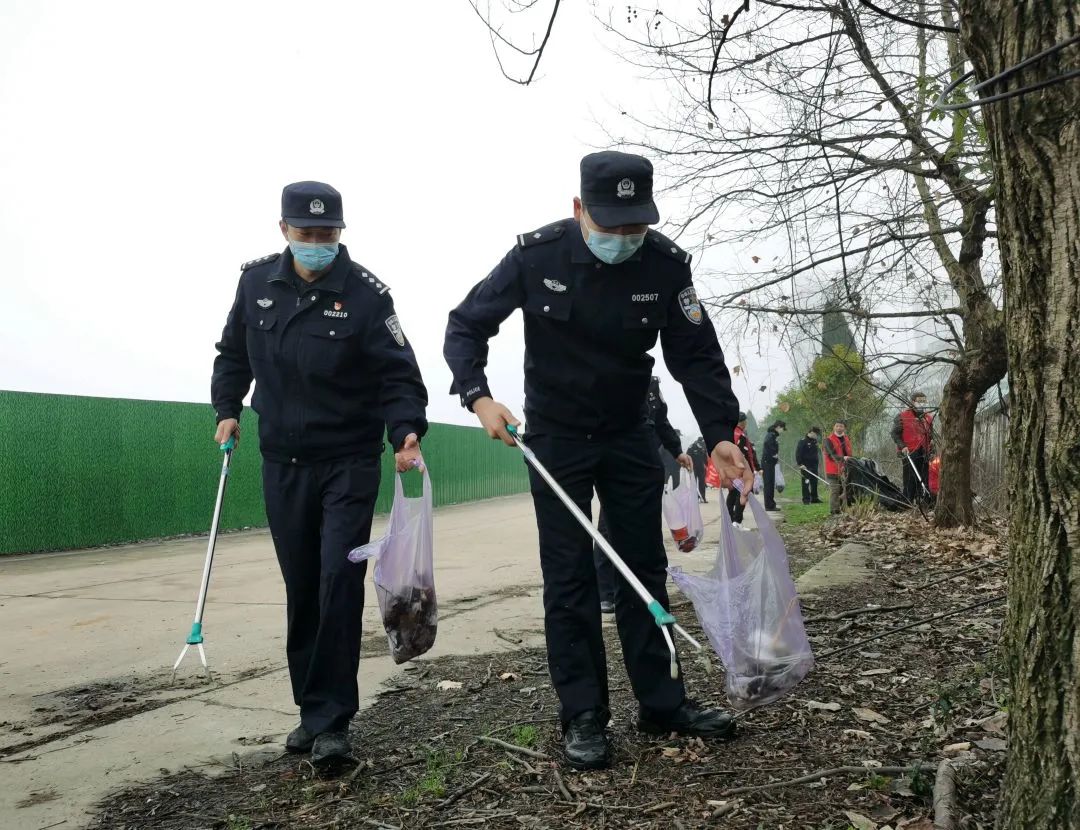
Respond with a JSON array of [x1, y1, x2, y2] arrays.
[[525, 428, 684, 726], [262, 454, 380, 735]]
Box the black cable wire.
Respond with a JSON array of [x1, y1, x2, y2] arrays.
[[973, 32, 1080, 92], [937, 67, 1080, 111], [856, 0, 958, 34], [934, 34, 1080, 112]]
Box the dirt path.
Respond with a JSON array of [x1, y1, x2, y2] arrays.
[[86, 501, 1007, 829]]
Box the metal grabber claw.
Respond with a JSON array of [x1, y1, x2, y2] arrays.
[[506, 424, 702, 679], [171, 436, 236, 682]]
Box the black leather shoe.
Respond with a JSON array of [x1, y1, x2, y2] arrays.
[[600, 601, 616, 615], [311, 731, 355, 767], [563, 712, 611, 770], [638, 700, 737, 739], [285, 724, 315, 754]]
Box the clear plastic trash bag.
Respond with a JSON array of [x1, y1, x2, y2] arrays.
[[775, 463, 786, 493], [348, 466, 437, 664], [662, 468, 705, 552], [668, 491, 813, 709]]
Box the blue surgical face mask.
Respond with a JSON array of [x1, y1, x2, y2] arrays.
[[582, 217, 645, 265], [289, 240, 339, 271]]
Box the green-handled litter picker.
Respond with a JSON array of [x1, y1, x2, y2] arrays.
[[506, 424, 702, 678], [171, 436, 236, 681]]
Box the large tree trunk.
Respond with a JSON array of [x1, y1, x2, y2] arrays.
[[934, 303, 1007, 528], [960, 1, 1080, 826], [934, 377, 979, 526]]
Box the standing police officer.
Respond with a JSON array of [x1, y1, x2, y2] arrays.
[[443, 152, 753, 770], [212, 182, 428, 766], [594, 376, 691, 615]]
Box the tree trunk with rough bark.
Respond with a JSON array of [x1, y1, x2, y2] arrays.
[[935, 380, 979, 526], [934, 299, 1007, 528], [960, 0, 1080, 826]]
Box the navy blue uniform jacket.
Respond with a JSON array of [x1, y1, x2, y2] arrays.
[[212, 245, 428, 463], [443, 220, 739, 451]]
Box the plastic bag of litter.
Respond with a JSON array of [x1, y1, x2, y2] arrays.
[[775, 463, 786, 493], [753, 470, 764, 494], [668, 490, 813, 709], [662, 468, 705, 552], [348, 465, 437, 664]]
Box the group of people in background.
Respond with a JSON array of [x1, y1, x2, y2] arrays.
[[712, 392, 938, 525]]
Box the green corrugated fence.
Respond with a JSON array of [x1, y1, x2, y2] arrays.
[[0, 390, 530, 555]]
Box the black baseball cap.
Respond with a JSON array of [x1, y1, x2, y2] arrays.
[[580, 151, 660, 227], [281, 181, 346, 229]]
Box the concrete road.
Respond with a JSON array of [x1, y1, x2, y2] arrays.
[[0, 490, 741, 830]]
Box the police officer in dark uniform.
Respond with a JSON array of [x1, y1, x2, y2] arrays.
[[687, 436, 709, 503], [443, 152, 753, 769], [594, 376, 691, 614], [212, 182, 428, 766], [650, 378, 688, 491]]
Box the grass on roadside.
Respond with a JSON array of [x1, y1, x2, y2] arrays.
[[397, 749, 463, 806], [782, 500, 830, 526], [509, 724, 539, 749]]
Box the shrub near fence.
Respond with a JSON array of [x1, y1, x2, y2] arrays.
[[0, 391, 529, 555]]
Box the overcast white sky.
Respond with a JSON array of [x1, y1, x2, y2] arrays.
[[0, 0, 794, 442]]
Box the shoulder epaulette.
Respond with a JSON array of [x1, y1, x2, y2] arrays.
[[517, 221, 567, 249], [240, 252, 280, 271], [646, 230, 692, 265], [351, 264, 390, 296]]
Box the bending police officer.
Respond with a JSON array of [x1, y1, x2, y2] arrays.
[[443, 151, 753, 770]]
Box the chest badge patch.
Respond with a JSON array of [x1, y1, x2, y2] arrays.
[[333, 301, 343, 311], [256, 297, 274, 309], [678, 287, 703, 325], [385, 315, 405, 347], [543, 278, 568, 294]]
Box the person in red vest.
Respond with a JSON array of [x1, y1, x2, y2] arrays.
[[726, 413, 758, 526], [705, 456, 721, 490], [891, 391, 934, 505], [928, 455, 941, 502], [823, 421, 854, 514]]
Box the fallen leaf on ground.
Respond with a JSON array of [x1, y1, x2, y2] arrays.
[[498, 672, 520, 682], [974, 737, 1007, 752], [943, 742, 971, 754], [845, 811, 877, 830], [843, 729, 873, 740], [897, 818, 934, 829], [860, 668, 893, 677], [980, 711, 1008, 734], [853, 707, 890, 725], [806, 700, 842, 712], [436, 680, 463, 691]]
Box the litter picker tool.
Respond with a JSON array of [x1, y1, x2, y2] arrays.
[[905, 452, 932, 499], [783, 460, 921, 513], [903, 452, 932, 520], [171, 436, 236, 681], [506, 424, 701, 679]]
